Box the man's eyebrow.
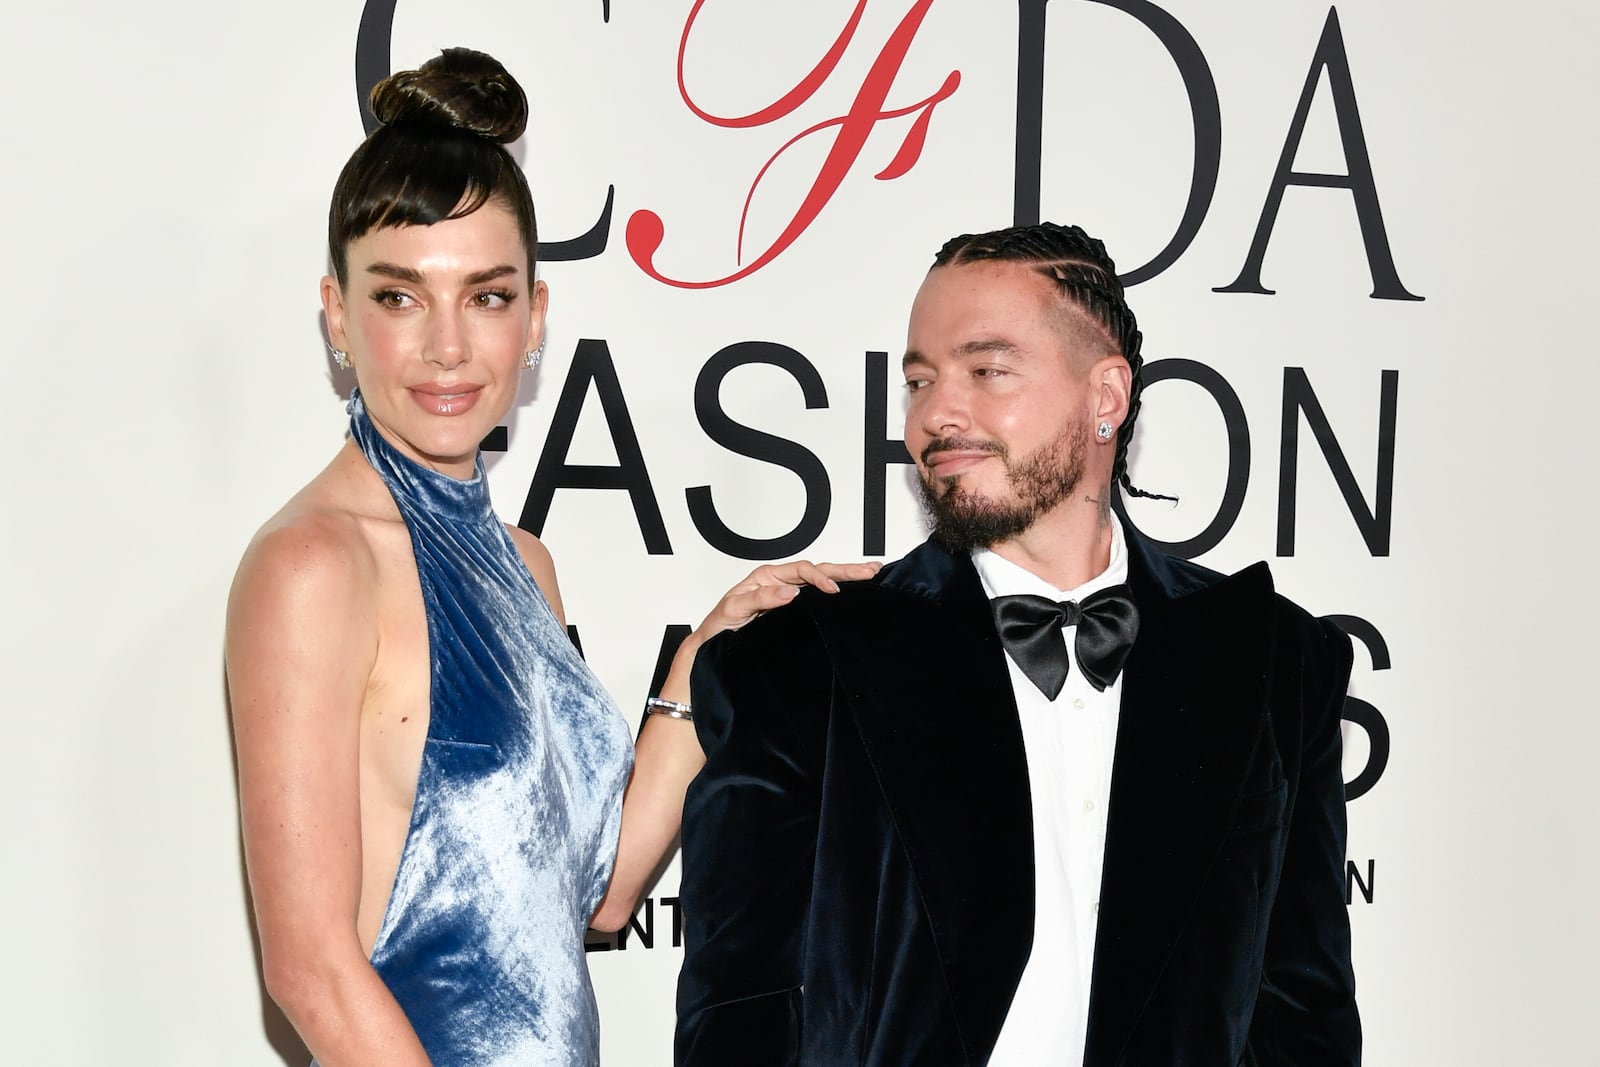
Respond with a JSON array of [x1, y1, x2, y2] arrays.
[[903, 337, 1020, 371], [956, 337, 1018, 357]]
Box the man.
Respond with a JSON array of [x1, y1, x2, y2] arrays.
[[675, 223, 1359, 1066]]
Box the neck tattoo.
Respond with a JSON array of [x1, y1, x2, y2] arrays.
[[1084, 493, 1113, 530]]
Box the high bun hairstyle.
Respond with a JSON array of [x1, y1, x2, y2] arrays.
[[931, 222, 1172, 502], [328, 47, 537, 286]]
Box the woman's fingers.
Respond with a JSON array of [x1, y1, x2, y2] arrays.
[[739, 559, 882, 594], [814, 561, 881, 582], [697, 559, 884, 637], [729, 582, 802, 615], [779, 560, 838, 593]]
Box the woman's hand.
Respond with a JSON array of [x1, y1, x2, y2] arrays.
[[688, 559, 883, 649]]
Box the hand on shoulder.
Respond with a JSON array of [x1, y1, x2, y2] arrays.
[[690, 560, 882, 650]]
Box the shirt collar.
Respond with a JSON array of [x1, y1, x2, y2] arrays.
[[972, 512, 1130, 603]]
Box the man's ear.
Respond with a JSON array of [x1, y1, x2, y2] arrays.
[[1094, 355, 1133, 435]]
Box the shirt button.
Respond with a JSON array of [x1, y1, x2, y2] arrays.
[[1072, 697, 1085, 710], [1082, 799, 1095, 813]]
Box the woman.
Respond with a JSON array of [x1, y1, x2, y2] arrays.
[[226, 47, 869, 1065]]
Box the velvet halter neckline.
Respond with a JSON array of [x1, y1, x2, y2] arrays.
[[346, 389, 495, 523], [338, 390, 633, 1063]]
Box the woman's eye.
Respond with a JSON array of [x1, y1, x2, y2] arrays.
[[372, 290, 411, 309], [473, 289, 516, 308]]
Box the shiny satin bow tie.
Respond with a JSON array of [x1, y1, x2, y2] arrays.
[[989, 585, 1140, 699]]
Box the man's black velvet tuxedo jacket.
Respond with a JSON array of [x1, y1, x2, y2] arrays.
[[676, 532, 1360, 1066]]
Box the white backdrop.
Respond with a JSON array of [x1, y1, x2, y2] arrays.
[[3, 1, 1597, 1063]]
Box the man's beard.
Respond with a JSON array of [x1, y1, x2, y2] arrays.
[[918, 423, 1089, 552]]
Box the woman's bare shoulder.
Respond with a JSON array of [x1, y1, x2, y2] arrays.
[[228, 448, 395, 646], [505, 524, 565, 624]]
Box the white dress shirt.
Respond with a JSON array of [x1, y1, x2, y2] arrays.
[[979, 516, 1129, 1066]]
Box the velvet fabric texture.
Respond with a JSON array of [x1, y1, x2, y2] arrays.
[[676, 532, 1359, 1066], [343, 392, 633, 1066]]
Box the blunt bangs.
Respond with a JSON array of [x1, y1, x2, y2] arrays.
[[328, 123, 537, 285]]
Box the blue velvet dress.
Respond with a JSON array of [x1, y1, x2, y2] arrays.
[[344, 392, 633, 1065]]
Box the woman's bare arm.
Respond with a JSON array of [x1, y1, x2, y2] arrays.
[[590, 560, 880, 933], [227, 517, 431, 1066]]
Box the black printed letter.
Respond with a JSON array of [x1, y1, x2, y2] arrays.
[[519, 339, 672, 554], [687, 343, 832, 560], [1277, 368, 1398, 557], [1014, 0, 1222, 285], [1215, 8, 1421, 299]]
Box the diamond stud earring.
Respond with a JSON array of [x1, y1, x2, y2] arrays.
[[1096, 421, 1114, 440], [524, 340, 546, 369]]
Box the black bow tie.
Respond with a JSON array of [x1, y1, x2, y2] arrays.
[[989, 585, 1140, 699]]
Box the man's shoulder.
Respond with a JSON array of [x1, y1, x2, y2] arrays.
[[1143, 546, 1231, 597], [1137, 539, 1349, 658], [689, 561, 928, 748], [704, 541, 952, 666]]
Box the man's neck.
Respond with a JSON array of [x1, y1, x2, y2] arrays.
[[986, 487, 1116, 592]]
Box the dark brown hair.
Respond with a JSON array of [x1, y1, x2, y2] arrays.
[[932, 222, 1171, 502], [327, 48, 537, 285]]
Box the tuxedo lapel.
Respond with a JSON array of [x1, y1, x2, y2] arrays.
[[1083, 534, 1277, 1066], [808, 541, 1034, 1065]]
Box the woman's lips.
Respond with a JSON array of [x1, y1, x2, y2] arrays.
[[409, 384, 483, 416]]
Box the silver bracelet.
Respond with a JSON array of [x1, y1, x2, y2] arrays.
[[645, 696, 693, 721]]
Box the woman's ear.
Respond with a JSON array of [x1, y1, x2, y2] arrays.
[[527, 278, 550, 350], [320, 276, 349, 351]]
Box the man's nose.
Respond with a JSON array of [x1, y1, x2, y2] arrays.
[[918, 378, 971, 437]]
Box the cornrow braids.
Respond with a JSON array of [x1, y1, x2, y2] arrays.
[[932, 222, 1174, 502]]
